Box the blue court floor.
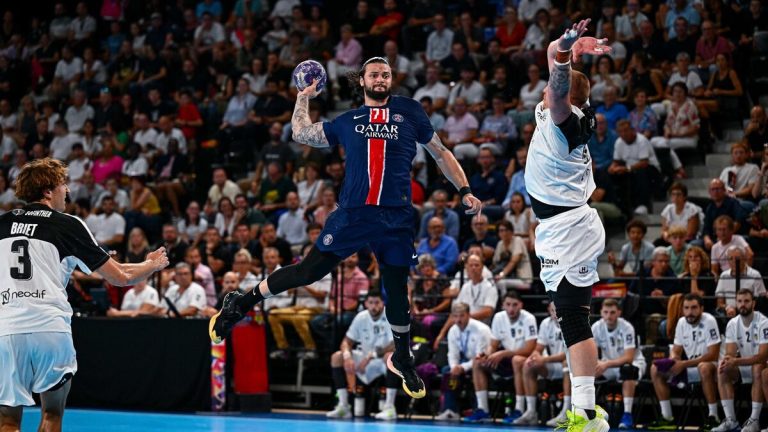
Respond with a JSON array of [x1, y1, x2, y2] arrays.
[[19, 409, 565, 432]]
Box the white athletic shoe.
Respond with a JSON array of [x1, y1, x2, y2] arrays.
[[326, 404, 352, 419], [513, 410, 539, 425], [742, 418, 761, 432], [547, 410, 569, 427], [435, 409, 460, 421], [711, 418, 740, 432], [374, 407, 397, 421]]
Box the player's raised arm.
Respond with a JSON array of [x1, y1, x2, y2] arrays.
[[546, 20, 591, 124], [421, 132, 482, 214], [292, 79, 330, 148]]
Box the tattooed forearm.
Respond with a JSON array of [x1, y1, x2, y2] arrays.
[[292, 94, 329, 148], [549, 62, 571, 100], [423, 132, 469, 190]]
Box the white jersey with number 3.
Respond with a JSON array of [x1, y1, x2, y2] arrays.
[[725, 311, 768, 358], [525, 102, 596, 208]]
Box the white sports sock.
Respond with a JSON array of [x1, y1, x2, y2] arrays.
[[516, 395, 525, 412], [751, 402, 763, 420], [708, 403, 719, 418], [623, 397, 633, 414], [660, 400, 673, 420], [525, 396, 537, 414], [385, 388, 397, 408], [722, 400, 735, 420], [571, 376, 596, 415], [562, 396, 572, 413], [338, 389, 349, 406], [476, 390, 489, 412]]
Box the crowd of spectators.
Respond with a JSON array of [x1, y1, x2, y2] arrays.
[[0, 0, 767, 425]]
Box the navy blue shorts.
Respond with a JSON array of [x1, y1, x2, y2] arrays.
[[315, 205, 417, 267]]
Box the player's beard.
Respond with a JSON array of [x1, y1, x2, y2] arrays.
[[739, 307, 752, 317], [364, 84, 390, 101]]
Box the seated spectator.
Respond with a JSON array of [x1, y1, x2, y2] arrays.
[[464, 292, 537, 423], [503, 192, 536, 251], [720, 143, 760, 208], [88, 195, 125, 250], [752, 151, 768, 208], [296, 162, 325, 213], [610, 219, 655, 277], [502, 146, 531, 206], [512, 64, 546, 119], [455, 255, 498, 325], [152, 139, 189, 220], [628, 89, 659, 139], [49, 120, 77, 161], [447, 65, 485, 113], [696, 54, 743, 121], [492, 220, 533, 292], [440, 42, 476, 83], [162, 262, 208, 318], [254, 122, 295, 182], [207, 167, 240, 208], [108, 40, 140, 95], [462, 214, 498, 262], [469, 149, 508, 217], [702, 178, 747, 251], [680, 246, 716, 298], [413, 65, 449, 112], [276, 191, 308, 247], [78, 119, 103, 158], [155, 116, 187, 156], [383, 40, 417, 96], [587, 114, 617, 176], [596, 86, 629, 132], [714, 289, 768, 432], [743, 106, 768, 164], [665, 52, 704, 98], [650, 83, 700, 151], [495, 7, 526, 54], [312, 188, 338, 228], [64, 89, 94, 133], [156, 223, 189, 268], [664, 0, 701, 40], [53, 45, 83, 96], [439, 98, 478, 161], [434, 302, 492, 421], [477, 96, 517, 156], [417, 217, 459, 276], [518, 9, 549, 55], [629, 247, 681, 315], [418, 190, 460, 241], [256, 162, 296, 220], [66, 143, 91, 187], [232, 250, 259, 293], [661, 182, 702, 243], [178, 201, 208, 247], [591, 55, 626, 106], [599, 20, 628, 71], [69, 171, 104, 209], [608, 120, 655, 215], [591, 299, 647, 429], [132, 113, 158, 152], [624, 51, 665, 104], [511, 301, 568, 425], [696, 20, 734, 71], [106, 280, 159, 317], [667, 226, 690, 275], [715, 246, 766, 316], [325, 290, 399, 420], [214, 196, 238, 240], [711, 215, 754, 276], [201, 271, 243, 318], [121, 143, 149, 178], [258, 247, 288, 311], [648, 294, 719, 430], [124, 175, 162, 242], [217, 77, 256, 149], [409, 254, 451, 340], [419, 96, 447, 133], [326, 25, 362, 100]]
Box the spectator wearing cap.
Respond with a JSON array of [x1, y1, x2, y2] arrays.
[[448, 65, 485, 113]]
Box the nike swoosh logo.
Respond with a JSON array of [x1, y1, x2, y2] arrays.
[[353, 114, 367, 119], [412, 254, 418, 259]]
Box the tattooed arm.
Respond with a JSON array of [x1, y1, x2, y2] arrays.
[[422, 132, 482, 214], [291, 80, 329, 148], [546, 19, 591, 124]]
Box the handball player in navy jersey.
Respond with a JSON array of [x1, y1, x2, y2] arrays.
[[210, 57, 482, 398]]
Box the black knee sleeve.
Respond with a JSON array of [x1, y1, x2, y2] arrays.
[[548, 278, 593, 348], [268, 247, 341, 294], [380, 265, 410, 327], [620, 364, 640, 380], [386, 369, 400, 388]]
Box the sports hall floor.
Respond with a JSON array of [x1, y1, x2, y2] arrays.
[[19, 408, 615, 432]]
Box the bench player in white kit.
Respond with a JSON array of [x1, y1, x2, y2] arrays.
[[523, 18, 612, 432]]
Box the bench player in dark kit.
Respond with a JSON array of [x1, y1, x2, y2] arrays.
[[0, 158, 169, 432], [210, 57, 482, 399]]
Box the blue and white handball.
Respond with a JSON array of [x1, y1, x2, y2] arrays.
[[293, 60, 327, 92]]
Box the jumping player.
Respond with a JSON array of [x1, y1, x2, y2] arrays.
[[0, 158, 169, 432], [210, 57, 482, 399], [524, 19, 612, 431]]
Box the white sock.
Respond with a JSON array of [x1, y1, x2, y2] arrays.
[[516, 395, 525, 412], [660, 400, 673, 420], [708, 403, 718, 418], [571, 376, 596, 415], [526, 396, 537, 414], [338, 389, 349, 406], [751, 402, 763, 420], [623, 397, 633, 414], [385, 388, 397, 408], [476, 390, 489, 412], [722, 400, 735, 420], [562, 396, 572, 413]]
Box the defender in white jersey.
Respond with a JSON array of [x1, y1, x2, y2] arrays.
[[592, 299, 646, 429], [713, 290, 768, 432], [649, 294, 721, 430], [0, 158, 168, 432], [522, 18, 612, 432], [463, 292, 537, 423], [326, 292, 400, 420], [513, 302, 571, 427]]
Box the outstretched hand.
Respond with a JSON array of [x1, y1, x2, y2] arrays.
[[462, 194, 483, 215], [557, 18, 591, 52], [572, 37, 613, 63], [146, 247, 170, 271], [298, 78, 322, 99]]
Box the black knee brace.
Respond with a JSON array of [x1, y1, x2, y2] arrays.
[[548, 278, 593, 348], [620, 364, 640, 380], [267, 247, 342, 295], [380, 265, 410, 327]]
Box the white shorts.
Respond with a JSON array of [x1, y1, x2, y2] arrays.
[[535, 205, 606, 292], [738, 365, 754, 384], [0, 332, 77, 406], [543, 362, 564, 380], [601, 363, 646, 382], [352, 350, 387, 385]]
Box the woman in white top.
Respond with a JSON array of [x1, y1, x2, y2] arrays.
[[296, 162, 325, 212], [503, 191, 537, 251], [107, 280, 160, 317], [178, 200, 209, 247], [214, 196, 240, 241], [591, 54, 626, 105], [243, 58, 268, 96], [492, 220, 533, 291], [517, 63, 547, 111], [660, 182, 702, 243]]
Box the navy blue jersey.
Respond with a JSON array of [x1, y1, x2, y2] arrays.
[[322, 96, 434, 208]]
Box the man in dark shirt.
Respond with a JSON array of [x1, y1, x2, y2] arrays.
[[252, 222, 294, 267], [661, 17, 697, 65], [228, 222, 259, 257], [469, 148, 508, 221], [702, 178, 747, 250], [257, 162, 297, 221], [250, 78, 292, 143], [199, 226, 232, 278], [462, 214, 499, 262], [157, 223, 189, 267], [93, 88, 122, 133], [255, 121, 296, 180], [140, 88, 176, 127], [629, 247, 681, 315], [175, 58, 209, 100], [440, 42, 476, 82]]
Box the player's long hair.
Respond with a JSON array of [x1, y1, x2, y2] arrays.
[[15, 158, 69, 203], [346, 56, 390, 98]]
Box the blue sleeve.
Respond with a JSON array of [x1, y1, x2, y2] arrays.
[[322, 120, 340, 147], [412, 100, 435, 144]]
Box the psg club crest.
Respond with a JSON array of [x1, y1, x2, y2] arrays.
[[323, 234, 333, 245], [392, 114, 404, 123]]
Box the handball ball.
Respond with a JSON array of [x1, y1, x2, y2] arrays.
[[293, 60, 327, 93]]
